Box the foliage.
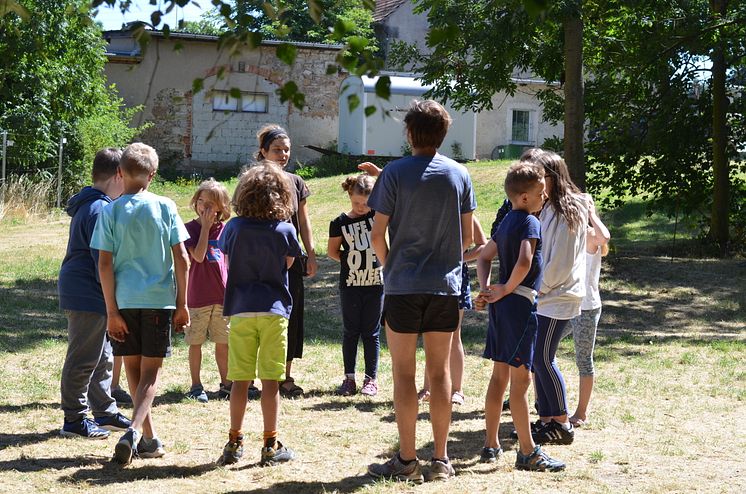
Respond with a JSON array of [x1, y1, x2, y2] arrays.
[[294, 153, 390, 179]]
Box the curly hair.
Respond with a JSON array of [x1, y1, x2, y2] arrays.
[[535, 151, 584, 232], [190, 178, 231, 221], [232, 162, 293, 221], [255, 124, 290, 161], [341, 174, 376, 196]]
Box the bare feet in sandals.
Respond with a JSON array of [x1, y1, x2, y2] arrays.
[[280, 378, 304, 398]]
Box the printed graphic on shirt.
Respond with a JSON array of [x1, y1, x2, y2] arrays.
[[329, 211, 383, 288], [207, 239, 223, 262]]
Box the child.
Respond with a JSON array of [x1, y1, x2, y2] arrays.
[[366, 99, 476, 483], [183, 179, 232, 403], [327, 174, 383, 397], [476, 160, 565, 472], [217, 162, 301, 466], [59, 147, 131, 439], [561, 195, 610, 426], [91, 143, 190, 465]]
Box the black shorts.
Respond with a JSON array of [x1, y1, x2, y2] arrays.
[[113, 309, 173, 358], [383, 294, 459, 334]]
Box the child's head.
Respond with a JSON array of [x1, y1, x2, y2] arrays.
[[256, 125, 291, 168], [190, 178, 231, 222], [232, 162, 293, 221], [534, 151, 583, 231], [504, 161, 546, 213], [403, 99, 452, 150], [519, 147, 548, 164], [92, 148, 122, 182], [342, 174, 375, 217], [120, 143, 159, 184]]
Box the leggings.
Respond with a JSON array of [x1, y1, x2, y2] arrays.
[[561, 307, 601, 377], [534, 315, 570, 417]]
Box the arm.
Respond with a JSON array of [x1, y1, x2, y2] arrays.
[[587, 199, 610, 251], [483, 238, 537, 302], [297, 199, 317, 277], [171, 242, 190, 330], [460, 211, 474, 253], [98, 250, 128, 342], [474, 239, 498, 310], [371, 211, 390, 267], [189, 209, 217, 263], [463, 216, 487, 262], [357, 162, 382, 176], [327, 236, 343, 262]]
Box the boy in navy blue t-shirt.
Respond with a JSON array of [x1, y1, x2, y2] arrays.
[[476, 161, 565, 472]]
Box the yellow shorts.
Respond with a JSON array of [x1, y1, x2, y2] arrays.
[[185, 305, 230, 345], [228, 314, 288, 381]]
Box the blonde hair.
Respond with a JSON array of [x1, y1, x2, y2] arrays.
[[232, 162, 293, 221], [341, 174, 375, 196], [120, 142, 158, 178], [190, 178, 231, 222]]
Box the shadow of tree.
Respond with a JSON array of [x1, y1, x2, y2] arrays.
[[0, 429, 60, 451], [64, 461, 216, 486], [223, 475, 374, 494], [0, 278, 66, 353]]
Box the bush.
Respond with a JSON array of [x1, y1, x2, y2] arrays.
[[295, 154, 392, 179]]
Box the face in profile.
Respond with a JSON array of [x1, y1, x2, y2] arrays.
[[262, 138, 291, 168], [524, 177, 547, 213]]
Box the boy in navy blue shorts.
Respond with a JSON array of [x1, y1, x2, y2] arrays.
[[475, 161, 565, 471]]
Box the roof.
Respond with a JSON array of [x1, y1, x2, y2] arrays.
[[373, 0, 407, 22]]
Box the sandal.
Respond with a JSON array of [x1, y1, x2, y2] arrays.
[[248, 382, 261, 400], [451, 391, 465, 406], [417, 389, 430, 403], [279, 378, 304, 398]]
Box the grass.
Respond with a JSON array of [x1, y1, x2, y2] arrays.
[[0, 160, 745, 493]]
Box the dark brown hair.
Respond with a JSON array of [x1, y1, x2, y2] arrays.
[[255, 124, 290, 161], [190, 178, 232, 221], [120, 142, 158, 178], [341, 174, 376, 196], [504, 161, 545, 198], [92, 148, 121, 182], [232, 162, 293, 221], [403, 99, 452, 149], [535, 151, 583, 231], [519, 147, 549, 164]]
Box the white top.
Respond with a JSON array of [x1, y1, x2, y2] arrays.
[[581, 246, 603, 310]]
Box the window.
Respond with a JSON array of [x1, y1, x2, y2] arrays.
[[511, 110, 531, 143], [212, 91, 268, 113], [241, 93, 268, 113]]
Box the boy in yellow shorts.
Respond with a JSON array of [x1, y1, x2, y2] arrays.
[[216, 163, 301, 466]]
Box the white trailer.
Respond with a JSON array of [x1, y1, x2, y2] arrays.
[[338, 75, 477, 160]]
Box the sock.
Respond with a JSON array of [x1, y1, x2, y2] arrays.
[[397, 453, 416, 465], [432, 457, 449, 464], [264, 430, 278, 448], [229, 429, 243, 443], [346, 373, 355, 380]]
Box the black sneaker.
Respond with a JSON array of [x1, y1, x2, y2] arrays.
[[113, 428, 140, 465], [515, 446, 565, 472], [260, 440, 295, 466], [532, 420, 574, 445], [218, 435, 244, 466], [502, 398, 510, 411], [510, 419, 544, 440], [218, 383, 232, 400], [480, 447, 503, 463]]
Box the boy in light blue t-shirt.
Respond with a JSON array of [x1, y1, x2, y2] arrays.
[[91, 142, 190, 465]]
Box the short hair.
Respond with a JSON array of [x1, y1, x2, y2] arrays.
[[403, 99, 452, 149], [255, 124, 290, 161], [92, 148, 121, 182], [120, 142, 159, 178], [504, 161, 545, 198], [341, 174, 376, 196], [190, 178, 231, 221], [232, 162, 293, 221]]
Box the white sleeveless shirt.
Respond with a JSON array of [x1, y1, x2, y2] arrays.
[[581, 246, 603, 310]]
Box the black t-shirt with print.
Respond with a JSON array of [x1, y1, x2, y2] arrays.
[[328, 210, 383, 289]]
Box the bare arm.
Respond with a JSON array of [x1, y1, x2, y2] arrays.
[[482, 238, 537, 303], [171, 242, 190, 330], [588, 199, 611, 251], [327, 236, 343, 262], [98, 250, 127, 342], [463, 216, 487, 262], [474, 239, 497, 310], [297, 199, 317, 277], [189, 208, 217, 263], [460, 211, 474, 253], [371, 211, 390, 267], [357, 162, 382, 176]]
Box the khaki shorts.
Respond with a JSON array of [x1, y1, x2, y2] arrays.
[[228, 314, 288, 381], [185, 305, 230, 345]]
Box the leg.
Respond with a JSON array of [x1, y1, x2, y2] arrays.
[[229, 381, 250, 432], [359, 287, 383, 380], [340, 289, 362, 377], [509, 365, 536, 455], [484, 361, 509, 449], [422, 330, 454, 460], [260, 379, 280, 432], [386, 325, 420, 460], [534, 315, 569, 424], [450, 310, 466, 393], [129, 356, 163, 439], [571, 308, 601, 423], [188, 344, 203, 387], [112, 356, 123, 389], [285, 270, 305, 381], [215, 343, 230, 386]]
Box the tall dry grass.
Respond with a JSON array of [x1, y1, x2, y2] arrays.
[[0, 172, 57, 221]]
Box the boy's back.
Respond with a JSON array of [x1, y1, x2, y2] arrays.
[[494, 209, 543, 301]]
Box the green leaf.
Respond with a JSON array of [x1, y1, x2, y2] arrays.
[[276, 43, 298, 66], [0, 0, 31, 20], [374, 77, 391, 99], [229, 87, 241, 99], [192, 78, 204, 94], [364, 105, 376, 117], [347, 94, 360, 112], [308, 0, 322, 23], [151, 10, 162, 27], [162, 24, 171, 38]]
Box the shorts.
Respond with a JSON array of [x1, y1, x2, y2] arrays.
[[458, 262, 473, 310], [227, 314, 288, 381], [383, 294, 459, 334], [483, 294, 537, 369], [185, 304, 230, 345], [113, 309, 172, 358]]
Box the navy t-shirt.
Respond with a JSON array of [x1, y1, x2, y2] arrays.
[[218, 217, 301, 318], [494, 209, 543, 292], [328, 210, 383, 289], [367, 153, 476, 295]]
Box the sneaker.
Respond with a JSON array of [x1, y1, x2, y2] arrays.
[[248, 382, 261, 400], [136, 436, 166, 458], [360, 377, 378, 397], [186, 384, 208, 403], [113, 428, 140, 465], [451, 391, 465, 406], [95, 412, 131, 432], [111, 386, 133, 405], [336, 377, 356, 396], [532, 420, 574, 445], [515, 446, 566, 472], [260, 440, 295, 466], [480, 447, 503, 463], [368, 454, 424, 483], [218, 435, 244, 466], [417, 389, 430, 403], [511, 419, 544, 440], [502, 398, 510, 411], [425, 458, 455, 481], [60, 417, 110, 439], [218, 383, 232, 400]]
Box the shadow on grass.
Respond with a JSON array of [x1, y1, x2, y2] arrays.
[[64, 461, 216, 486], [0, 429, 60, 450], [304, 399, 393, 414], [0, 278, 66, 353], [0, 454, 108, 473], [0, 401, 58, 414], [224, 475, 374, 494]]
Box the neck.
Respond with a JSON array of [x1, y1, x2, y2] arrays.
[[411, 146, 437, 157]]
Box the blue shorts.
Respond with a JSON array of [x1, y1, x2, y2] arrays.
[[482, 294, 537, 369], [458, 262, 472, 310]]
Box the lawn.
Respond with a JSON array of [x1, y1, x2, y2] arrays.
[[0, 160, 744, 493]]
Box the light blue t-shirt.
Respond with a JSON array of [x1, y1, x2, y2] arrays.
[[90, 190, 190, 309], [367, 153, 476, 295]]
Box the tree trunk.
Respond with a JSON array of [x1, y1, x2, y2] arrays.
[[563, 3, 585, 190], [710, 0, 729, 254]]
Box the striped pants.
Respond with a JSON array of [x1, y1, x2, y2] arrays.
[[533, 315, 570, 417]]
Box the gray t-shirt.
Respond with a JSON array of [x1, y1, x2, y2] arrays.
[[367, 153, 476, 295]]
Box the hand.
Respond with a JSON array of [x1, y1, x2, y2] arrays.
[[305, 255, 318, 277], [173, 307, 190, 332], [357, 162, 382, 177], [106, 312, 129, 343], [474, 297, 488, 311], [199, 206, 217, 228], [479, 284, 507, 304]]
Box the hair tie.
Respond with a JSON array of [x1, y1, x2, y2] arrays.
[[260, 128, 288, 150]]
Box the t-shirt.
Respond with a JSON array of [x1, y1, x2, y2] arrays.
[[184, 219, 228, 308], [367, 153, 476, 295], [494, 209, 543, 302], [218, 216, 301, 318], [328, 211, 383, 288], [90, 190, 189, 309], [286, 172, 310, 237]]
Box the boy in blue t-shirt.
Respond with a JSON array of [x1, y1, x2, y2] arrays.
[[91, 143, 190, 465], [475, 160, 565, 472], [216, 163, 301, 467]]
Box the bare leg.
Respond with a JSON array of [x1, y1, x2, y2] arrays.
[[510, 365, 536, 456], [484, 362, 509, 449], [385, 325, 419, 460], [285, 360, 293, 381], [571, 375, 594, 423], [423, 330, 454, 460], [260, 380, 280, 432], [215, 343, 230, 385], [112, 355, 124, 389], [188, 344, 202, 387], [449, 310, 465, 393], [124, 356, 163, 439], [229, 381, 249, 432]]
